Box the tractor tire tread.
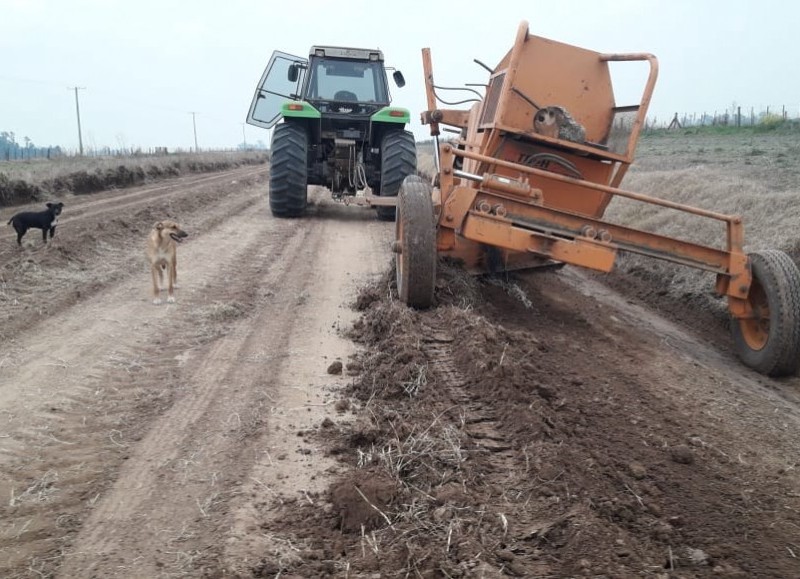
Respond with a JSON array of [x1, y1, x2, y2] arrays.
[[377, 130, 417, 221], [269, 123, 308, 217]]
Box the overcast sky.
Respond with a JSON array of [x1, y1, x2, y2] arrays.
[[0, 0, 796, 152]]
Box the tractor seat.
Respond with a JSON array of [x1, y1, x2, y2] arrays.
[[334, 90, 358, 102]]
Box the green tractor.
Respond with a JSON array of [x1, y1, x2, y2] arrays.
[[246, 46, 417, 220]]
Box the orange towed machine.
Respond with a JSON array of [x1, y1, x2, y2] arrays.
[[394, 21, 800, 377]]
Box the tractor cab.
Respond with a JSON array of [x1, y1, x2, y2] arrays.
[[246, 47, 405, 129], [302, 47, 396, 115]]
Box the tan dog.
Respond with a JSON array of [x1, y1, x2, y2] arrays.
[[146, 220, 188, 304]]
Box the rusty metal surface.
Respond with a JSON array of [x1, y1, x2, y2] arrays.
[[417, 20, 753, 312]]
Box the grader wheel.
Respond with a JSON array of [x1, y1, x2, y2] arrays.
[[731, 250, 800, 377], [395, 175, 436, 308]]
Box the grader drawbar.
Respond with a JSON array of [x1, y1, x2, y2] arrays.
[[394, 21, 800, 377]]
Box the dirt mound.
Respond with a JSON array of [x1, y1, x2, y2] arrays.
[[254, 262, 800, 578], [0, 152, 268, 207], [0, 173, 42, 205]]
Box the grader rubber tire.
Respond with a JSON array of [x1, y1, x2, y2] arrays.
[[395, 175, 436, 308], [377, 130, 417, 221], [731, 250, 800, 376], [269, 123, 308, 217]]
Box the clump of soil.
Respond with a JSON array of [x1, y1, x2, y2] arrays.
[[329, 470, 398, 533]]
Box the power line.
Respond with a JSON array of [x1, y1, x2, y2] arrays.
[[3, 74, 248, 149]]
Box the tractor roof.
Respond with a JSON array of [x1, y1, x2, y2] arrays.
[[308, 46, 384, 62]]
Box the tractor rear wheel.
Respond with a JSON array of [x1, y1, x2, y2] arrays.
[[269, 122, 308, 217], [377, 130, 417, 221], [731, 250, 800, 376], [395, 175, 436, 308]]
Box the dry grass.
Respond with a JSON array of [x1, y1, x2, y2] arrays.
[[0, 151, 266, 184], [601, 131, 800, 308], [347, 409, 477, 574], [196, 301, 247, 324], [611, 165, 800, 253], [486, 277, 533, 309], [416, 142, 437, 179], [9, 470, 60, 507]]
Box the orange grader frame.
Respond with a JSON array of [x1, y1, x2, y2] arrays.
[[394, 21, 800, 376]]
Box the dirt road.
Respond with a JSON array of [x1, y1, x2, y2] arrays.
[[1, 161, 800, 578], [0, 170, 390, 577]]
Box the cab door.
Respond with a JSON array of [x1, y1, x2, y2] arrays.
[[246, 51, 307, 129]]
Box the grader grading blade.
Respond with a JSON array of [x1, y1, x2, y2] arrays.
[[394, 21, 800, 377]]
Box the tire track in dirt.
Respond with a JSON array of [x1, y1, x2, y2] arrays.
[[56, 220, 311, 577], [423, 333, 516, 457], [219, 200, 394, 575], [50, 195, 393, 577], [0, 175, 274, 577]]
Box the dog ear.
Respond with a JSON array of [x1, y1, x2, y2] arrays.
[[46, 203, 53, 208], [154, 221, 164, 230]]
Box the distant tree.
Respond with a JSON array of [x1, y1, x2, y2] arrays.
[[0, 130, 63, 160]]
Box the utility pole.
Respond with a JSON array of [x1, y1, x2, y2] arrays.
[[68, 86, 86, 156], [241, 123, 247, 149], [189, 112, 199, 152]]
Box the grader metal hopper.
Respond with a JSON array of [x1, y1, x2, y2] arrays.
[[394, 21, 800, 377]]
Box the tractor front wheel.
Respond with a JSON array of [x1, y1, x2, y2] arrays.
[[269, 122, 308, 217], [395, 175, 436, 308], [731, 250, 800, 376], [377, 130, 417, 221]]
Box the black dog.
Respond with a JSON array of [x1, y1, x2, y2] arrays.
[[7, 202, 65, 246]]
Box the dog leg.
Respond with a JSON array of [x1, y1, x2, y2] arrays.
[[14, 224, 24, 246], [166, 261, 176, 303], [151, 265, 163, 305], [171, 255, 179, 289]]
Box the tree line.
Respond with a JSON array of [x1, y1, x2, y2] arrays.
[[1, 131, 63, 161]]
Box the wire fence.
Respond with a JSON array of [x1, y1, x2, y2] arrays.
[[1, 144, 266, 162], [644, 105, 800, 130]]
